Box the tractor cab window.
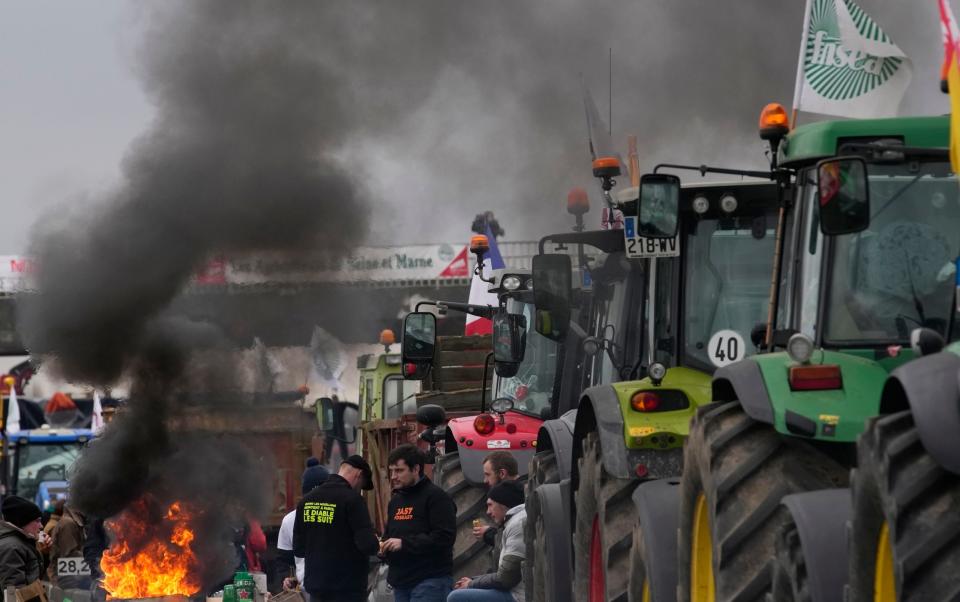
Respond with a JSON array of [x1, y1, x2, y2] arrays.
[[682, 208, 778, 371], [822, 160, 960, 344], [494, 299, 558, 419], [13, 442, 82, 506], [583, 253, 645, 385], [798, 172, 825, 339], [382, 375, 418, 419]]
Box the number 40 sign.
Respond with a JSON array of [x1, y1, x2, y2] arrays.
[[708, 330, 745, 368]]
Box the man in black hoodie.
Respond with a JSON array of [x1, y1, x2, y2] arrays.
[[293, 455, 378, 602], [380, 444, 456, 602]]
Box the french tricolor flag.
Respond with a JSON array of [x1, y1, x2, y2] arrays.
[[464, 225, 505, 336]]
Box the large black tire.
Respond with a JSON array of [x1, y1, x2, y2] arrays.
[[677, 402, 847, 602], [529, 449, 560, 489], [573, 431, 639, 602], [848, 411, 960, 601], [433, 452, 494, 579], [768, 517, 810, 602], [524, 449, 560, 602]]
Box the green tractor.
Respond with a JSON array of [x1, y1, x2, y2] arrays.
[[526, 173, 782, 602], [676, 112, 960, 601]]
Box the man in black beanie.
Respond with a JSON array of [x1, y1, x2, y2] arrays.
[[450, 481, 527, 601], [0, 496, 44, 588], [277, 457, 331, 589]]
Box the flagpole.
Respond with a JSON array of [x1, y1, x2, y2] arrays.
[[791, 0, 814, 130]]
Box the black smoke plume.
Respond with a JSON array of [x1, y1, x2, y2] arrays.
[[18, 0, 368, 588]]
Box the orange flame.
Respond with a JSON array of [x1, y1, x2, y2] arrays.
[[101, 499, 203, 599]]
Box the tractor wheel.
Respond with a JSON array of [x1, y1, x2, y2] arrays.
[[573, 431, 639, 602], [848, 411, 960, 601], [677, 402, 847, 602], [529, 449, 560, 490], [525, 487, 556, 602], [433, 451, 494, 578], [524, 449, 560, 602], [768, 517, 811, 602]]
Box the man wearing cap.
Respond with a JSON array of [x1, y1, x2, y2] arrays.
[[277, 458, 330, 590], [294, 455, 378, 602], [449, 481, 526, 602], [0, 496, 44, 588]]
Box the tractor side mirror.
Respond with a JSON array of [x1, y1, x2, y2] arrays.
[[317, 397, 335, 433], [493, 311, 526, 367], [532, 254, 572, 342], [402, 312, 437, 364], [637, 173, 681, 239], [817, 157, 870, 235], [910, 327, 945, 357]]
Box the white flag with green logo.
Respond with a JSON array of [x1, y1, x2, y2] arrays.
[[793, 0, 911, 119]]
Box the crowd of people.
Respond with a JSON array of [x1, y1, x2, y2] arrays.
[[291, 447, 526, 602], [0, 448, 527, 602]]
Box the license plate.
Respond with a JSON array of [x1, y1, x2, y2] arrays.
[[624, 217, 680, 258], [486, 440, 510, 449], [57, 557, 91, 576]]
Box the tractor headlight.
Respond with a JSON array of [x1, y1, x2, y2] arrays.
[[787, 333, 815, 364], [648, 362, 667, 385], [502, 276, 522, 291]]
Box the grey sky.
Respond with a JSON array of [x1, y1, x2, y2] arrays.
[[0, 1, 949, 254]]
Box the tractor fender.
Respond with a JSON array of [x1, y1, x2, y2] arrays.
[[712, 359, 774, 424], [884, 352, 960, 475], [530, 481, 573, 602], [781, 488, 852, 602], [632, 478, 681, 602], [573, 385, 634, 479], [535, 409, 576, 481]]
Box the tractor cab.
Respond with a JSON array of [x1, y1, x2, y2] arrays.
[[739, 115, 960, 442], [5, 427, 94, 511]]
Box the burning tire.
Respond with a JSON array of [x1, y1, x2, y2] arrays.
[[848, 411, 960, 601], [523, 449, 559, 600], [573, 431, 638, 602], [433, 451, 493, 578], [677, 402, 846, 601]]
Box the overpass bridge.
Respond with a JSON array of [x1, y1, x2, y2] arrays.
[[0, 241, 542, 346]]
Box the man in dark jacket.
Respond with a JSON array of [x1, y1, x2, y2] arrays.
[[0, 496, 43, 588], [381, 444, 456, 602], [293, 455, 378, 602]]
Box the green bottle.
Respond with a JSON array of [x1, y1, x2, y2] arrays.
[[234, 571, 256, 601], [223, 584, 237, 602]]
